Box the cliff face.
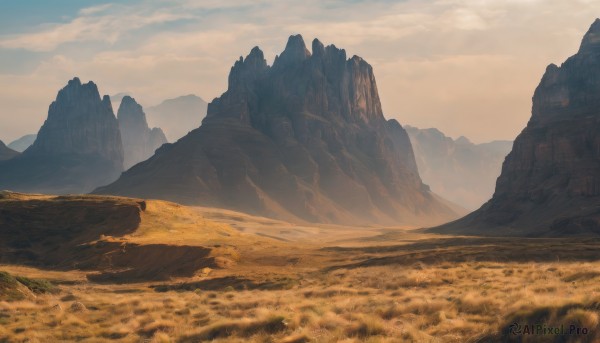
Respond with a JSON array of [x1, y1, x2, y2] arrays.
[[117, 96, 167, 169], [95, 35, 461, 226], [27, 78, 123, 162], [405, 125, 512, 210], [0, 140, 19, 161], [0, 78, 124, 194], [432, 19, 600, 236]]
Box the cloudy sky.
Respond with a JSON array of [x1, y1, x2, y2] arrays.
[[0, 0, 598, 143]]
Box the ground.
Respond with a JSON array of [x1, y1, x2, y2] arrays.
[[1, 193, 600, 342]]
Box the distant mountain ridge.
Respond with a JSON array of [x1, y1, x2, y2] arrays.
[[404, 125, 512, 210], [7, 134, 36, 152], [145, 94, 208, 141], [95, 35, 462, 226], [432, 19, 600, 236]]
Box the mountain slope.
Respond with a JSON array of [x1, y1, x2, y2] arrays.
[[431, 19, 600, 236], [0, 191, 259, 281], [95, 35, 461, 226], [0, 140, 19, 160], [405, 125, 512, 210]]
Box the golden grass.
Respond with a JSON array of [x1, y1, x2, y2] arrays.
[[2, 258, 600, 342], [2, 193, 600, 342]]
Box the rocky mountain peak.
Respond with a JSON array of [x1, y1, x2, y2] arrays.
[[118, 96, 148, 127], [0, 77, 125, 194], [69, 77, 82, 87], [102, 95, 112, 110], [274, 34, 311, 67], [226, 47, 268, 98], [247, 46, 266, 63], [28, 77, 123, 164], [117, 96, 167, 169], [532, 20, 600, 124], [312, 38, 325, 57], [579, 18, 600, 53], [455, 136, 471, 145], [207, 36, 385, 127]]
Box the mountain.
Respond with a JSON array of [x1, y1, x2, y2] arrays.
[[117, 96, 168, 169], [95, 35, 462, 226], [0, 77, 124, 194], [7, 134, 36, 152], [404, 125, 512, 210], [145, 94, 208, 141], [110, 92, 130, 105], [431, 19, 600, 236], [0, 140, 19, 160]]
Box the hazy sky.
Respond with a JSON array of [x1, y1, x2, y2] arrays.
[[0, 0, 598, 143]]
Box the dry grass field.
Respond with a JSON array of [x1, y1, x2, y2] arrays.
[[1, 193, 600, 342]]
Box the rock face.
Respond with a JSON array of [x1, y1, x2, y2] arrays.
[[7, 134, 36, 152], [432, 19, 600, 236], [0, 78, 124, 194], [0, 140, 19, 160], [117, 96, 167, 169], [95, 35, 461, 226], [145, 94, 208, 141], [405, 125, 512, 210]]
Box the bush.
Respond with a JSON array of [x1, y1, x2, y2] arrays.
[[15, 276, 57, 294]]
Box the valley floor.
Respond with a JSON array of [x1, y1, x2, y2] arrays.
[[2, 201, 600, 342]]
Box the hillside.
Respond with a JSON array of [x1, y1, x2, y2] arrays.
[[0, 191, 272, 281]]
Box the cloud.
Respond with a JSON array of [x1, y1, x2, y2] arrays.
[[0, 4, 192, 52], [78, 3, 114, 16]]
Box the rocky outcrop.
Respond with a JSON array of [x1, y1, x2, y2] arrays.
[[7, 134, 36, 152], [0, 140, 19, 160], [145, 94, 207, 141], [117, 96, 167, 169], [405, 125, 512, 210], [431, 19, 600, 236], [95, 35, 461, 226], [0, 78, 124, 194]]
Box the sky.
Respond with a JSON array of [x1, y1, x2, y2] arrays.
[[0, 0, 598, 144]]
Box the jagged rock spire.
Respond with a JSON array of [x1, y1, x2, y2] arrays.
[[117, 96, 167, 169], [579, 18, 600, 53]]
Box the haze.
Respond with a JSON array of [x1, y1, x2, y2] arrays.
[[0, 0, 598, 143]]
